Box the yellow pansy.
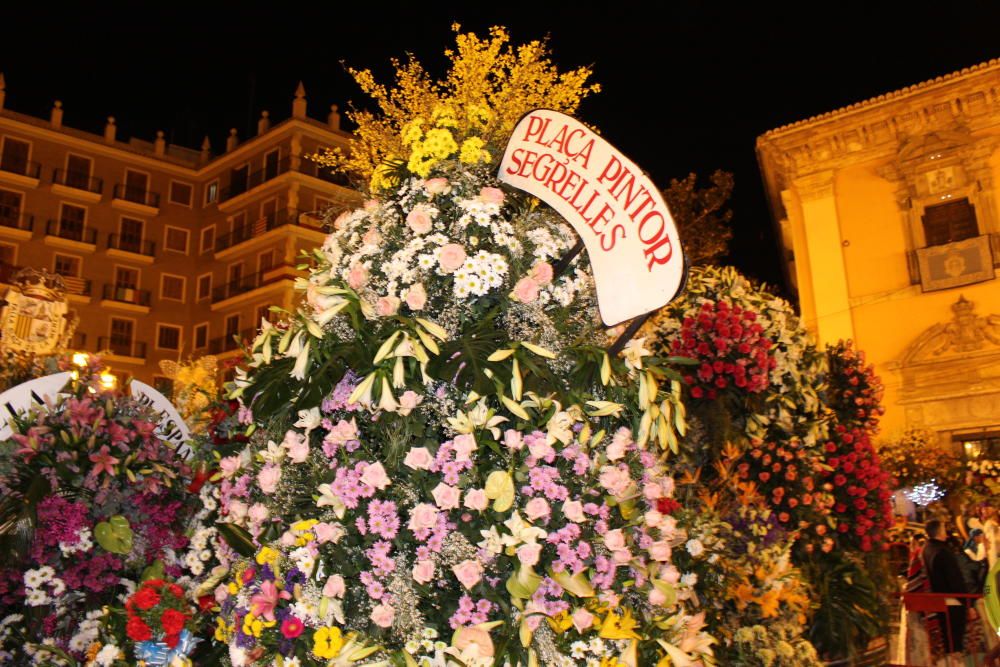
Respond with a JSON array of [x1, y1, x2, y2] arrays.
[[599, 608, 641, 640], [313, 626, 344, 660]]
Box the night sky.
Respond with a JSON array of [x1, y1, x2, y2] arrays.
[[2, 3, 998, 295]]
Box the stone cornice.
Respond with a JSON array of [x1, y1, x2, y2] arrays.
[[757, 59, 1000, 180]]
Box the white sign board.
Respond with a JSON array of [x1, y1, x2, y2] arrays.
[[130, 380, 192, 458], [0, 372, 72, 440], [498, 109, 685, 325]]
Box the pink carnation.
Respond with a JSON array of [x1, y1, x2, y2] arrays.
[[258, 465, 281, 494], [452, 559, 483, 589], [511, 277, 539, 304]]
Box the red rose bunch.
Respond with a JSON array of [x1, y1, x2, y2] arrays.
[[825, 341, 885, 433], [671, 300, 776, 400], [822, 425, 894, 552], [124, 579, 194, 649], [735, 438, 831, 530]]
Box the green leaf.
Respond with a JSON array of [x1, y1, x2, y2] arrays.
[[217, 522, 256, 557], [94, 515, 133, 554], [141, 560, 165, 582]]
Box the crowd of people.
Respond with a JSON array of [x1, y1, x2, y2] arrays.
[[904, 504, 1000, 664]]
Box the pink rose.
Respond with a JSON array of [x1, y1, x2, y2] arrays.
[[562, 500, 586, 523], [649, 540, 672, 562], [398, 390, 421, 416], [405, 283, 427, 311], [282, 431, 310, 463], [572, 608, 595, 633], [524, 497, 550, 522], [412, 560, 436, 585], [409, 503, 439, 531], [661, 477, 675, 497], [363, 199, 378, 211], [219, 455, 242, 478], [363, 227, 381, 246], [438, 244, 467, 273], [599, 466, 631, 497], [464, 489, 488, 512], [228, 500, 248, 523], [248, 503, 269, 524], [504, 429, 524, 450], [404, 447, 434, 470], [643, 482, 664, 500], [214, 584, 229, 603], [432, 483, 461, 510], [314, 522, 344, 544], [603, 529, 626, 551], [454, 626, 494, 657], [530, 262, 554, 286], [452, 559, 483, 589], [360, 462, 391, 490], [511, 277, 539, 304], [452, 434, 478, 462], [406, 205, 434, 234], [347, 263, 368, 290], [424, 178, 451, 195], [649, 587, 668, 606], [370, 603, 395, 628], [375, 295, 400, 317], [323, 574, 345, 598], [257, 465, 281, 495], [613, 548, 632, 564], [644, 510, 663, 528], [280, 531, 296, 547], [333, 211, 351, 230], [527, 438, 553, 461], [660, 564, 681, 584], [516, 542, 542, 567], [478, 187, 504, 204]]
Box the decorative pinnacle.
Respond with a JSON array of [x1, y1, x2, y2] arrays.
[[295, 81, 306, 99]]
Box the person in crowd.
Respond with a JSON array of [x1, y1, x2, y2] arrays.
[[923, 519, 972, 657], [908, 534, 929, 591], [983, 505, 999, 569], [961, 528, 989, 593]]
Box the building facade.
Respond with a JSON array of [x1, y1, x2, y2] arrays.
[[0, 77, 358, 390], [757, 59, 1000, 455]]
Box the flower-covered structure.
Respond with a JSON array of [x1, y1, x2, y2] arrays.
[[0, 360, 195, 665], [209, 27, 718, 667]]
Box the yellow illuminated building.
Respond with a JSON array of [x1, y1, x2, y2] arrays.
[[0, 76, 358, 390], [758, 59, 1000, 453]]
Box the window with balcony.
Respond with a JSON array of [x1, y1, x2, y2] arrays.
[[123, 169, 150, 203], [258, 249, 275, 274], [193, 323, 209, 350], [169, 181, 193, 206], [229, 164, 249, 198], [58, 203, 87, 241], [201, 225, 215, 253], [264, 149, 280, 180], [164, 227, 189, 253], [256, 304, 279, 326], [109, 318, 135, 356], [115, 266, 139, 290], [225, 314, 240, 340], [0, 138, 30, 175], [0, 188, 23, 228], [156, 324, 181, 351], [196, 273, 212, 301], [64, 154, 93, 190], [922, 199, 979, 246], [118, 217, 144, 253], [161, 274, 185, 302], [228, 263, 243, 286]]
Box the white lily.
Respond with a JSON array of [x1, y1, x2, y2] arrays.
[[290, 339, 311, 380], [315, 483, 346, 519], [294, 407, 322, 433], [622, 337, 652, 370], [500, 512, 547, 549], [259, 440, 286, 464]]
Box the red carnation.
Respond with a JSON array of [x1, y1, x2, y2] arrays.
[[160, 608, 187, 635], [656, 497, 681, 514], [133, 586, 161, 611], [164, 633, 181, 649], [126, 616, 153, 642]]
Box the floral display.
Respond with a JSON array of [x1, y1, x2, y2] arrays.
[[0, 362, 195, 664], [205, 27, 719, 667], [159, 356, 221, 435], [877, 428, 961, 491], [124, 578, 200, 665]]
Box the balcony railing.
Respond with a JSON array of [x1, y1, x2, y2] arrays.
[[208, 327, 257, 354], [108, 233, 155, 256], [215, 208, 308, 252], [53, 168, 103, 194], [910, 233, 996, 292], [0, 212, 34, 232], [220, 156, 291, 202], [298, 159, 352, 187], [0, 159, 42, 179], [211, 271, 267, 303], [45, 219, 97, 244], [97, 336, 147, 359], [101, 283, 152, 307], [113, 184, 160, 208]]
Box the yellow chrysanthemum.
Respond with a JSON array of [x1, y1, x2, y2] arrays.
[[459, 137, 490, 165], [313, 626, 344, 660], [256, 546, 280, 567]]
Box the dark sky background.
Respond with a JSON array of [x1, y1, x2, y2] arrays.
[[1, 3, 998, 295]]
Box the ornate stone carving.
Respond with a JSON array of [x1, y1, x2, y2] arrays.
[[900, 295, 1000, 364], [0, 268, 78, 354], [792, 170, 835, 202]]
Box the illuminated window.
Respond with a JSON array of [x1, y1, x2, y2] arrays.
[[205, 180, 219, 205]]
